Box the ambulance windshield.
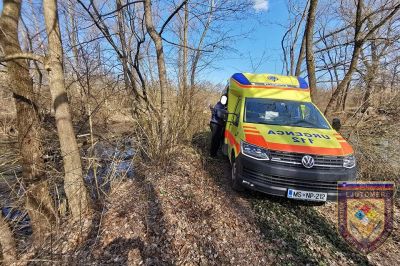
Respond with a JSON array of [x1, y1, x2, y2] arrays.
[[244, 98, 330, 129]]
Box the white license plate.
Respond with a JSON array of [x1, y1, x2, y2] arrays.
[[287, 189, 327, 202]]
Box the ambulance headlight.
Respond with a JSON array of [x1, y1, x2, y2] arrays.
[[343, 154, 356, 168], [241, 141, 269, 160]]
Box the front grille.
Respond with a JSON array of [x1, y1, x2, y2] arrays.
[[269, 150, 343, 169], [243, 167, 338, 192]]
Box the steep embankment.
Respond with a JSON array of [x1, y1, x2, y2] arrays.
[[6, 130, 399, 265], [60, 132, 399, 265], [64, 144, 274, 264]]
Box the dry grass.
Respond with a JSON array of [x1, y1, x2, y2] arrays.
[[131, 84, 220, 162], [1, 79, 399, 264], [343, 93, 400, 192], [313, 89, 400, 194]]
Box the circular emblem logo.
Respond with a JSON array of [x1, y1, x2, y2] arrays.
[[301, 155, 315, 168], [268, 76, 279, 82]]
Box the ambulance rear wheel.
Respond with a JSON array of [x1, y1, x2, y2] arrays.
[[231, 157, 244, 191]]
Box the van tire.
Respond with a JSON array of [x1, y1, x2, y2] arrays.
[[231, 156, 244, 191]]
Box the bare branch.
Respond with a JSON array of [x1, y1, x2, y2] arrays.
[[99, 0, 144, 18], [159, 0, 188, 35], [363, 3, 400, 41], [0, 52, 45, 63], [161, 36, 212, 52]]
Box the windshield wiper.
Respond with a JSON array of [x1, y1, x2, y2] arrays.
[[254, 121, 284, 126], [290, 120, 319, 128]]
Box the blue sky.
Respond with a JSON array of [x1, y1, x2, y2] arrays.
[[202, 0, 289, 84], [0, 0, 289, 85]]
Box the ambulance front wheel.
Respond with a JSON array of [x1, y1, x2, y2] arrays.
[[231, 157, 244, 191]]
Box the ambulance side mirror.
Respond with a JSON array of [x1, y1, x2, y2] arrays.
[[332, 118, 341, 131]]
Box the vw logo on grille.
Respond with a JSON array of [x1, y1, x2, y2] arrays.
[[302, 155, 315, 168]]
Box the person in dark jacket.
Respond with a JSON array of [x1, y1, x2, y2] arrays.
[[209, 95, 227, 157]]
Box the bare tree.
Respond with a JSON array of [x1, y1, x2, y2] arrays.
[[143, 0, 188, 156], [181, 1, 189, 106], [324, 0, 400, 117], [43, 0, 90, 218], [305, 0, 318, 98], [358, 16, 397, 112], [0, 0, 56, 243], [75, 0, 166, 123], [280, 0, 309, 76]]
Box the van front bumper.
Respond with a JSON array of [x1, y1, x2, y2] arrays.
[[235, 153, 356, 201]]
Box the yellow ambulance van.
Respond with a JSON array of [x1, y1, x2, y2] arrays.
[[220, 73, 356, 202]]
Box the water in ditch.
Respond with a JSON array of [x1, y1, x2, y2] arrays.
[[0, 135, 135, 235]]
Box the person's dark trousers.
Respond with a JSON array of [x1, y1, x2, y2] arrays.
[[210, 122, 224, 157]]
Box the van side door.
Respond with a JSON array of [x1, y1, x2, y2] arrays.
[[226, 97, 242, 158]]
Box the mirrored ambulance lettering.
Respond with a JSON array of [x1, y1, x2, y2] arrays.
[[267, 130, 331, 140]]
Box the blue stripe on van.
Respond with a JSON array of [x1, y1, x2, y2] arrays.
[[297, 77, 309, 89], [232, 73, 251, 85]]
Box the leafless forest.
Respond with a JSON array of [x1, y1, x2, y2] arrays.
[[0, 0, 399, 264]]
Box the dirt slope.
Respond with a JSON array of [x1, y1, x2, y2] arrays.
[[87, 146, 275, 265], [31, 132, 398, 265]]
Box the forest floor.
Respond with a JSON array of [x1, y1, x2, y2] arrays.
[[30, 131, 398, 265], [1, 117, 399, 265]]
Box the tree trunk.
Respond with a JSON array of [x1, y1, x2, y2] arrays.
[[66, 1, 87, 117], [361, 71, 375, 113], [144, 0, 168, 153], [305, 0, 318, 99], [0, 0, 56, 243], [361, 21, 378, 113], [181, 1, 189, 110], [325, 43, 363, 118], [116, 0, 140, 102], [186, 0, 214, 132], [290, 0, 309, 76], [295, 30, 306, 76], [324, 0, 364, 118], [43, 0, 90, 218], [324, 1, 400, 117], [341, 82, 351, 111], [190, 0, 214, 101], [144, 0, 168, 104]]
